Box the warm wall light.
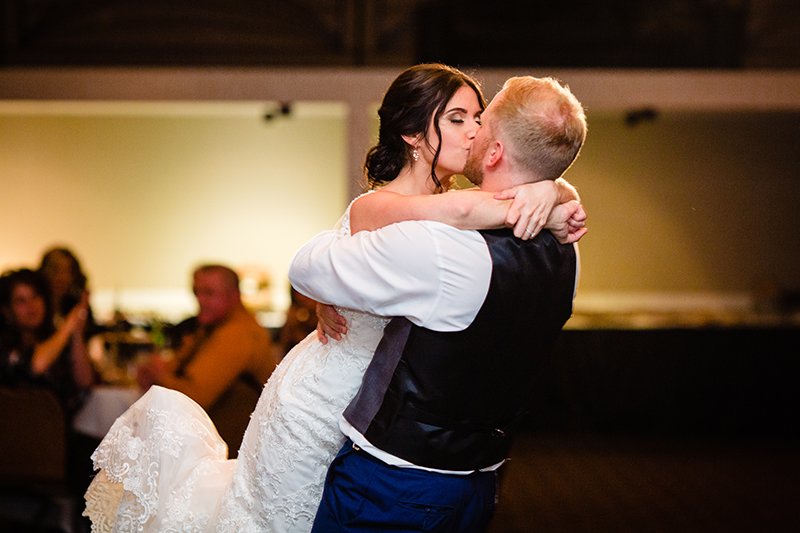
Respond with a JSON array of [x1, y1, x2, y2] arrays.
[[238, 264, 273, 312]]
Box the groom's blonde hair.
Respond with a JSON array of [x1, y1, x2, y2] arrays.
[[492, 76, 586, 181]]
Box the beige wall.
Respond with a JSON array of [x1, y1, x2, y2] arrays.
[[0, 102, 348, 321], [564, 110, 800, 298]]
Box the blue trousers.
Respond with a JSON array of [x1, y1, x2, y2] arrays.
[[311, 441, 498, 533]]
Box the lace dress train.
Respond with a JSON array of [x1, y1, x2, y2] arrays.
[[83, 387, 235, 532]]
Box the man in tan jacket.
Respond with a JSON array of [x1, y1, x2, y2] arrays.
[[138, 264, 277, 455]]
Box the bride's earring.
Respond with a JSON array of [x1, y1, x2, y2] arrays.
[[412, 147, 419, 162]]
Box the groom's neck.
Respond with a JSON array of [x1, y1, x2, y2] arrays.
[[479, 171, 527, 193]]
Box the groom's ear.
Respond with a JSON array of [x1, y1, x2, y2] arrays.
[[486, 140, 504, 167]]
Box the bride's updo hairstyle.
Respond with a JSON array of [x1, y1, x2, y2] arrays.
[[364, 63, 485, 192]]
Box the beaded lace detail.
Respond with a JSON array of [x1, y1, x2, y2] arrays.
[[84, 192, 389, 533]]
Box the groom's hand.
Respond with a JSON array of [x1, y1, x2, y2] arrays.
[[316, 303, 347, 344]]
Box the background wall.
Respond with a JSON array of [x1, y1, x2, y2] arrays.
[[1, 95, 799, 324], [565, 110, 800, 295], [0, 102, 348, 322]]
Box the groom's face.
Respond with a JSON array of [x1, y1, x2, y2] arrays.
[[463, 104, 495, 186]]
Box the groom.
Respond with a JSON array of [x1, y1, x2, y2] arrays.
[[290, 76, 587, 532]]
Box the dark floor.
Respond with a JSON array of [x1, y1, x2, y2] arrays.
[[488, 433, 800, 533], [0, 495, 82, 533], [2, 433, 798, 532]]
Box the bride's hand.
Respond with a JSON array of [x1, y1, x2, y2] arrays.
[[315, 303, 347, 344], [547, 201, 588, 244], [494, 181, 559, 240]]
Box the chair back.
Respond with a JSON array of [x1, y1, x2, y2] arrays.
[[206, 378, 261, 458], [0, 386, 68, 488]]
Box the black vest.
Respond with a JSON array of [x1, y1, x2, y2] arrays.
[[344, 228, 577, 471]]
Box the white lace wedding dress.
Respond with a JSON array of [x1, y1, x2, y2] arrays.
[[84, 197, 390, 533]]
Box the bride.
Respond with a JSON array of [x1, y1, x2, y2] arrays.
[[83, 63, 585, 533]]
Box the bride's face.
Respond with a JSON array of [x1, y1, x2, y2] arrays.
[[419, 85, 483, 180]]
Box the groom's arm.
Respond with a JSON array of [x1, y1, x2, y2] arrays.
[[289, 220, 491, 332]]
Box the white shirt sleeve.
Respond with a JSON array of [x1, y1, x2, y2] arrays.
[[289, 220, 492, 332]]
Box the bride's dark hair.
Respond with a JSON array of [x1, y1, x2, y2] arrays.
[[364, 63, 485, 193]]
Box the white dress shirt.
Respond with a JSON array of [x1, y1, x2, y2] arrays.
[[289, 219, 579, 473], [289, 220, 493, 332]]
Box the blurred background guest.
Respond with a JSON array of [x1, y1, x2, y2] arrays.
[[136, 264, 278, 455], [277, 285, 319, 359], [37, 246, 99, 338], [0, 268, 95, 414], [0, 267, 98, 499]]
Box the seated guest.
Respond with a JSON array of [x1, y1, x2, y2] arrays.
[[37, 246, 98, 337], [277, 285, 319, 358], [0, 268, 95, 415], [136, 264, 278, 455], [0, 268, 98, 496]]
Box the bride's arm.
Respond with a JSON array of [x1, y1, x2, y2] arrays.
[[350, 179, 578, 238], [495, 178, 581, 239], [316, 178, 581, 343]]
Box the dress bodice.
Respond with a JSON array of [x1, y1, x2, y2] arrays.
[[330, 190, 390, 361]]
